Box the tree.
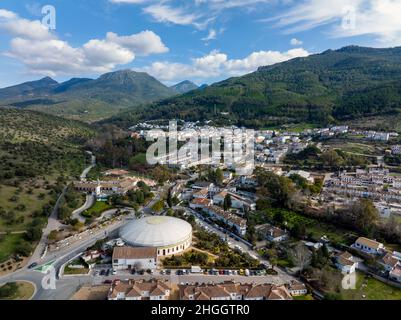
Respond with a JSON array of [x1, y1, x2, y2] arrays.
[[167, 188, 173, 208], [292, 222, 307, 239], [273, 211, 285, 224], [350, 199, 379, 234], [25, 224, 42, 242], [223, 194, 232, 211], [311, 245, 330, 268], [14, 241, 32, 257], [215, 169, 224, 186], [0, 282, 19, 298], [321, 150, 343, 168], [152, 200, 164, 213], [291, 243, 311, 273], [255, 168, 297, 208]]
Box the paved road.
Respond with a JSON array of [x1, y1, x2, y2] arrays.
[[71, 194, 95, 223], [175, 205, 295, 284], [0, 187, 161, 300], [29, 152, 97, 264], [29, 186, 68, 265], [81, 152, 96, 181]]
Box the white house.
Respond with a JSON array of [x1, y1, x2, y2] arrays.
[[287, 282, 308, 296], [389, 265, 401, 283], [265, 226, 289, 242], [108, 280, 170, 300], [379, 253, 399, 272], [352, 237, 384, 255], [193, 188, 209, 199], [190, 198, 213, 209], [112, 246, 157, 271], [335, 251, 358, 274], [213, 191, 256, 211]]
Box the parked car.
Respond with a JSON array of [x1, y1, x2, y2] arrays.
[[166, 270, 171, 275], [28, 262, 38, 269], [105, 269, 110, 276], [112, 270, 117, 275], [100, 270, 106, 276], [104, 280, 112, 284]]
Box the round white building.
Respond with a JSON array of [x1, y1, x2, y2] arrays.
[[119, 216, 192, 256]]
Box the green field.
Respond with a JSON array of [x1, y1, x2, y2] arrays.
[[0, 184, 52, 232], [83, 201, 112, 218], [250, 209, 353, 245], [0, 281, 35, 300], [341, 272, 401, 300], [0, 234, 24, 263]]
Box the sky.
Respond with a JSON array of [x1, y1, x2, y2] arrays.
[[1, 0, 401, 88]]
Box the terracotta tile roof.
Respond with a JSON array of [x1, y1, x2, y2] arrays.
[[288, 282, 307, 292], [191, 198, 212, 206], [382, 253, 399, 268], [193, 188, 209, 197], [179, 282, 292, 301], [336, 251, 356, 267], [112, 246, 157, 260], [126, 287, 141, 297], [355, 237, 383, 250], [109, 280, 170, 300], [390, 264, 401, 276]]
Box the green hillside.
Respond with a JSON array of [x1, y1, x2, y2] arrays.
[[0, 70, 177, 122], [105, 46, 401, 128], [0, 108, 96, 263]]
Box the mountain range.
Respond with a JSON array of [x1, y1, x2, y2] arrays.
[[2, 46, 401, 127], [170, 80, 198, 94], [105, 46, 401, 128], [0, 70, 179, 121]]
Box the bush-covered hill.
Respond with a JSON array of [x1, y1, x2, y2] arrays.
[[0, 70, 177, 122], [105, 46, 401, 128]]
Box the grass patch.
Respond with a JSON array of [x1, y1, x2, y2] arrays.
[[64, 266, 90, 275], [341, 272, 401, 300], [249, 209, 352, 245], [0, 281, 35, 300], [83, 201, 112, 218], [0, 233, 24, 263], [293, 294, 314, 300]]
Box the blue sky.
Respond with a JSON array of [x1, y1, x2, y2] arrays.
[[0, 0, 401, 88]]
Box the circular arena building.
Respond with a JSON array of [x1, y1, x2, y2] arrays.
[[119, 216, 192, 256]]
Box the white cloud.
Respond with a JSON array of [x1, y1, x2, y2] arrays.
[[290, 38, 303, 46], [139, 48, 310, 82], [109, 0, 149, 3], [143, 4, 208, 29], [201, 29, 217, 41], [0, 9, 17, 19], [0, 10, 169, 76], [269, 0, 401, 46], [110, 0, 273, 30], [106, 30, 169, 55]]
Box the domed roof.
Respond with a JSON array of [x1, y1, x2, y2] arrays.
[[119, 216, 192, 248]]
